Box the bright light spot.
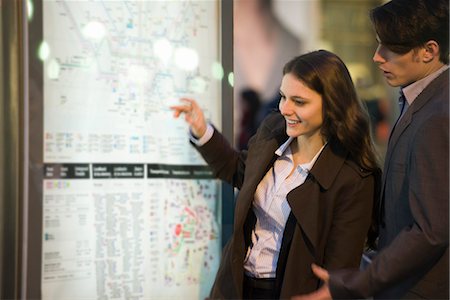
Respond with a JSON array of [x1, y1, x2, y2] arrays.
[[82, 21, 106, 40], [127, 65, 149, 84], [154, 38, 173, 65], [174, 47, 198, 71], [38, 41, 50, 61], [228, 72, 234, 87], [27, 0, 34, 21], [47, 59, 60, 80], [211, 62, 224, 80], [165, 97, 181, 108], [189, 76, 207, 94]]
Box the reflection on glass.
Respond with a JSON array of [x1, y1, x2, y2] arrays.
[[228, 72, 234, 87], [27, 0, 34, 21], [47, 59, 60, 80], [126, 65, 149, 85], [154, 38, 173, 65], [174, 47, 199, 71], [189, 76, 207, 94], [211, 62, 224, 80], [82, 21, 106, 40], [38, 40, 50, 61]]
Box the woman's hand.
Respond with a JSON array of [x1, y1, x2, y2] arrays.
[[170, 98, 207, 138]]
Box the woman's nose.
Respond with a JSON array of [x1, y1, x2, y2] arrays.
[[279, 99, 292, 115]]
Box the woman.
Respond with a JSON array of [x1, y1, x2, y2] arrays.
[[171, 50, 380, 299]]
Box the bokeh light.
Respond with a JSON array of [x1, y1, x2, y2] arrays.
[[211, 62, 224, 80], [174, 47, 198, 71], [82, 21, 106, 40], [38, 41, 50, 61]]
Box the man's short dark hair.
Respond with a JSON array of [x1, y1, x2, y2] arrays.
[[370, 0, 449, 64]]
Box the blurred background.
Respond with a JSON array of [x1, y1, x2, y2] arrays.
[[233, 0, 397, 162]]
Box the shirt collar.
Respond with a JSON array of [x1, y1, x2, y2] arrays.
[[402, 65, 449, 105], [301, 145, 326, 171], [275, 137, 294, 156], [274, 137, 326, 170]]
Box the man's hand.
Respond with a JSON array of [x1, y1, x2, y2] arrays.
[[291, 264, 332, 300], [311, 264, 330, 282]]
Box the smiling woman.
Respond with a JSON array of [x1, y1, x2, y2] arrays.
[[281, 50, 380, 172], [279, 73, 323, 142], [171, 49, 382, 299]]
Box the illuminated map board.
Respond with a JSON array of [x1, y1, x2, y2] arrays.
[[38, 1, 225, 299]]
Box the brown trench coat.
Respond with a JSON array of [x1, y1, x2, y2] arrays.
[[195, 112, 378, 299]]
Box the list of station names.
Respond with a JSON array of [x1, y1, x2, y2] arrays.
[[42, 164, 220, 300], [44, 164, 214, 180]]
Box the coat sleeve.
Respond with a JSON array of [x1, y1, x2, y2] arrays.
[[194, 113, 281, 189], [328, 114, 449, 299], [194, 126, 248, 189]]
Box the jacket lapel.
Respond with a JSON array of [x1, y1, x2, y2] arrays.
[[287, 142, 347, 253], [231, 115, 288, 294], [234, 124, 287, 228], [382, 110, 413, 178], [380, 70, 449, 206]]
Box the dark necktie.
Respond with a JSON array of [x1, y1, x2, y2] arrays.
[[395, 90, 408, 125], [398, 90, 406, 116], [388, 90, 407, 142]]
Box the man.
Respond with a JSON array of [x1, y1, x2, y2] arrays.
[[294, 0, 449, 299]]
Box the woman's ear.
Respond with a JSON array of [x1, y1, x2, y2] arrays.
[[422, 40, 440, 63]]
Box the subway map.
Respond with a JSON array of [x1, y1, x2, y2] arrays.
[[43, 0, 221, 164], [41, 1, 223, 299]]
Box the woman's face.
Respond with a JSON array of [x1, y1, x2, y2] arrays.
[[279, 73, 323, 139]]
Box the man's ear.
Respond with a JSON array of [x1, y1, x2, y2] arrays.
[[422, 40, 440, 63]]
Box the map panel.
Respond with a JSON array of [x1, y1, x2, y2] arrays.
[[43, 0, 221, 164], [41, 1, 223, 299]]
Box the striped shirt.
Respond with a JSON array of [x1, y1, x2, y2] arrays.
[[243, 137, 325, 278]]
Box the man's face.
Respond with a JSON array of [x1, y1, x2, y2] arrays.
[[373, 42, 425, 87]]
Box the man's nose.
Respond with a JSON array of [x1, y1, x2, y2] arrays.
[[373, 45, 385, 64]]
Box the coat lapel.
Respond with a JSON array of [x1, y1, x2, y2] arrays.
[[287, 142, 347, 253], [231, 115, 288, 294], [382, 109, 413, 182], [380, 70, 449, 206], [234, 119, 288, 229]]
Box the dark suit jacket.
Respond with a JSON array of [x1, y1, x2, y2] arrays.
[[329, 69, 449, 299], [195, 112, 378, 299]]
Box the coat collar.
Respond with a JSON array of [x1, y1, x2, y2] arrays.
[[308, 141, 347, 190], [266, 113, 348, 190], [286, 140, 348, 253], [265, 118, 349, 251], [234, 113, 351, 273]]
